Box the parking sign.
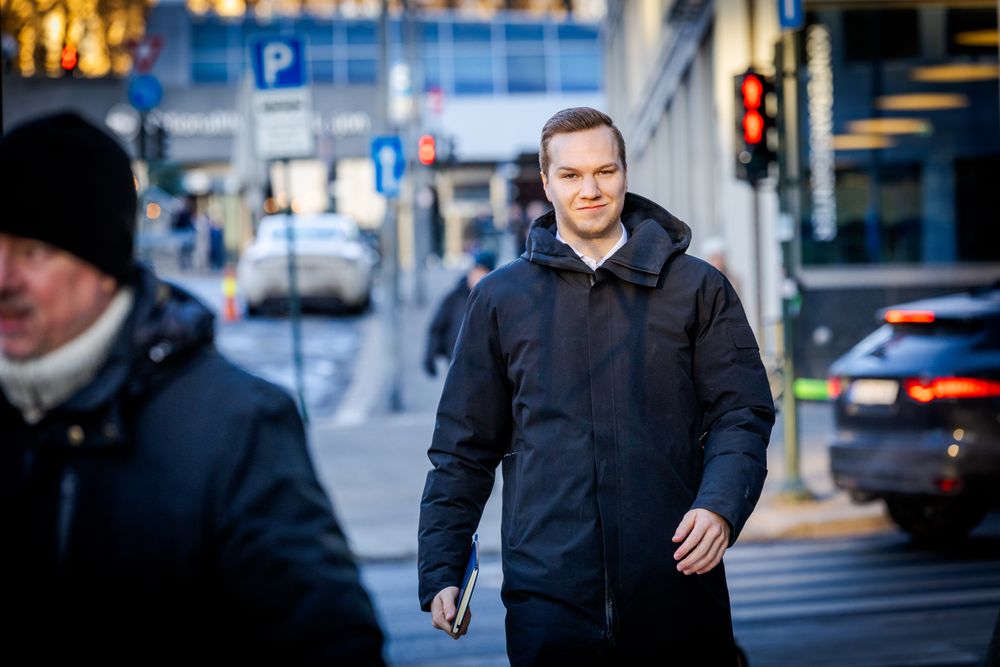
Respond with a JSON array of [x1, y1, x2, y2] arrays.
[[250, 36, 314, 160]]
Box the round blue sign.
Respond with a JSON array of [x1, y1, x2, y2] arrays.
[[128, 74, 163, 112]]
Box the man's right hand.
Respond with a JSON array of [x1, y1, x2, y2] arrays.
[[430, 586, 470, 639]]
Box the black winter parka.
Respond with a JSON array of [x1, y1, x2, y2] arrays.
[[418, 193, 774, 660], [0, 266, 385, 665]]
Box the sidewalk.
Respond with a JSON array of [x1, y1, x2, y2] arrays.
[[309, 262, 891, 562]]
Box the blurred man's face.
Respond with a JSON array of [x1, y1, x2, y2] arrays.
[[540, 125, 627, 248], [0, 233, 117, 360]]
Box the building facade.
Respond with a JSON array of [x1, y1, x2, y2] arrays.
[[605, 0, 1000, 382], [4, 0, 605, 263]]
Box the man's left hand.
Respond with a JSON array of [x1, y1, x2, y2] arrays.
[[672, 508, 731, 575]]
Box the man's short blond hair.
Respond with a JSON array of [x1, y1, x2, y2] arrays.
[[539, 107, 627, 177]]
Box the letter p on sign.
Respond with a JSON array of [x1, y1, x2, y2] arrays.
[[263, 43, 294, 87], [251, 36, 307, 91]]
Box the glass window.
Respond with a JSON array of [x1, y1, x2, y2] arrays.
[[505, 23, 544, 42], [423, 56, 442, 92], [454, 57, 493, 94], [506, 55, 546, 93], [300, 20, 334, 49], [192, 62, 230, 83], [191, 19, 231, 50], [347, 58, 377, 84], [452, 22, 491, 43], [557, 23, 599, 42], [559, 52, 601, 91], [311, 60, 335, 83], [346, 21, 377, 45], [421, 20, 440, 43], [796, 6, 1000, 266]]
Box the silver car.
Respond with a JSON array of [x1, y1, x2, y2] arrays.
[[238, 213, 377, 315]]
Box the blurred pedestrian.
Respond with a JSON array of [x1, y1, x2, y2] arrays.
[[0, 112, 385, 665], [702, 235, 742, 295], [423, 250, 496, 377], [173, 194, 196, 270], [418, 107, 774, 665]]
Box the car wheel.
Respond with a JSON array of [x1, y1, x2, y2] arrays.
[[885, 496, 987, 542], [246, 301, 261, 317]]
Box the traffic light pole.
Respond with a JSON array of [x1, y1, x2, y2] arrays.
[[776, 28, 811, 502]]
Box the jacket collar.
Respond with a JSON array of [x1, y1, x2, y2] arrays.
[[522, 192, 691, 286]]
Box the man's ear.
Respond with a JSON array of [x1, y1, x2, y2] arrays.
[[540, 170, 551, 202]]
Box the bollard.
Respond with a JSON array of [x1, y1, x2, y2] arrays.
[[222, 267, 239, 322]]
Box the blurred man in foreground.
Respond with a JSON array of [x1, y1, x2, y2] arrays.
[[0, 112, 385, 664]]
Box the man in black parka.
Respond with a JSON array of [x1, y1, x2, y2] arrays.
[[423, 250, 496, 377], [418, 107, 774, 665], [0, 112, 385, 664]]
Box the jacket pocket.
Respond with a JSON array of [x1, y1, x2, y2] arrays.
[[729, 324, 758, 350]]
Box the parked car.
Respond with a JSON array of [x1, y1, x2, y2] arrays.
[[828, 282, 1000, 540], [238, 213, 377, 315]]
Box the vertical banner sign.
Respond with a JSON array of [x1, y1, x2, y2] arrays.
[[250, 36, 315, 160], [806, 24, 837, 241]]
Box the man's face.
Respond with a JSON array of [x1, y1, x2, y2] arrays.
[[0, 233, 117, 360], [541, 125, 627, 246]]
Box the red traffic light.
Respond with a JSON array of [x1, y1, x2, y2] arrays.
[[741, 74, 763, 110], [743, 110, 764, 144], [61, 44, 78, 71], [418, 134, 436, 166]]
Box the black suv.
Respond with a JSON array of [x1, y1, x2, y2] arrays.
[[828, 284, 1000, 540]]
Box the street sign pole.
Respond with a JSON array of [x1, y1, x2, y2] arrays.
[[282, 159, 309, 424], [250, 35, 314, 421]]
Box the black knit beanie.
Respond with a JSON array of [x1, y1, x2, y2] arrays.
[[0, 111, 137, 281]]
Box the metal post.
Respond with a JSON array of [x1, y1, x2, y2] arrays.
[[751, 183, 764, 352], [777, 28, 811, 501], [381, 0, 404, 412], [282, 158, 310, 423]]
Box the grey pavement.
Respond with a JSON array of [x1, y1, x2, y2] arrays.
[[310, 260, 891, 563]]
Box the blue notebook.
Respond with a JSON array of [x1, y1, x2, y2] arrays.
[[452, 534, 480, 634]]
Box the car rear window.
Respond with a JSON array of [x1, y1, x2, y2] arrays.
[[268, 227, 348, 242]]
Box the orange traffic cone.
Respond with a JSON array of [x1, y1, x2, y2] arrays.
[[222, 266, 239, 323]]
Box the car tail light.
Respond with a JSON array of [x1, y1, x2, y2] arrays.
[[936, 478, 962, 494], [827, 377, 842, 399], [903, 377, 1000, 403], [885, 309, 935, 324]]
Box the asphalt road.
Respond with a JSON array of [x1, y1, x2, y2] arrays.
[[164, 270, 368, 419], [364, 517, 1000, 667]]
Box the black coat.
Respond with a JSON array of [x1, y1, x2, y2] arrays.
[[0, 266, 385, 665], [418, 193, 774, 661], [425, 277, 472, 366]]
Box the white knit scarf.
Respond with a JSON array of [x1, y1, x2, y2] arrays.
[[0, 288, 134, 424]]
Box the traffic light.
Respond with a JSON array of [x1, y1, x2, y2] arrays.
[[154, 125, 169, 162], [418, 134, 436, 166], [735, 68, 777, 183], [60, 44, 78, 73]]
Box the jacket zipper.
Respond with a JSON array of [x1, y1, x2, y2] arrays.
[[56, 466, 78, 573]]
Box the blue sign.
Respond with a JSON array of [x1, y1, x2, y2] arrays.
[[251, 36, 308, 90], [371, 136, 405, 197], [128, 74, 163, 112], [778, 0, 804, 29]]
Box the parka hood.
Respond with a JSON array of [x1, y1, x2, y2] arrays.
[[522, 192, 692, 285]]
